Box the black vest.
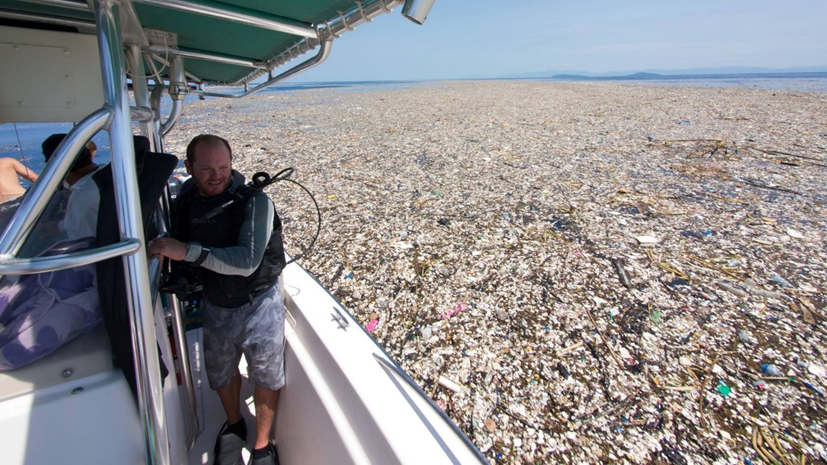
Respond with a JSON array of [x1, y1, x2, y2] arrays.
[[175, 184, 286, 308]]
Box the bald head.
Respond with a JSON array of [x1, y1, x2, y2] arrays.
[[184, 134, 233, 197], [186, 134, 233, 165]]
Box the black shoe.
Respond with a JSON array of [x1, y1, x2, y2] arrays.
[[213, 420, 247, 465], [250, 443, 279, 465]]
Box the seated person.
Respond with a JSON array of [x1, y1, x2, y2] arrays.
[[8, 136, 102, 257], [0, 140, 104, 370], [0, 157, 38, 204], [40, 134, 105, 239]]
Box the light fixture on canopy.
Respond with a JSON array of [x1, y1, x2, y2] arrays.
[[402, 0, 435, 25]]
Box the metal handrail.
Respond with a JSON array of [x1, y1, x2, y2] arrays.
[[148, 255, 162, 300], [168, 292, 200, 449], [194, 38, 332, 99], [0, 240, 141, 275], [143, 45, 270, 70], [18, 0, 89, 11], [145, 218, 200, 449], [95, 1, 170, 464], [227, 0, 403, 87], [159, 56, 187, 136], [373, 354, 489, 464], [148, 191, 199, 450], [0, 9, 97, 31]]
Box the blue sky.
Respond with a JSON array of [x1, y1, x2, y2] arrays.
[[297, 0, 827, 81]]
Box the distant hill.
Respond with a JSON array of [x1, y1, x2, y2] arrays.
[[509, 66, 827, 80], [552, 72, 662, 80]]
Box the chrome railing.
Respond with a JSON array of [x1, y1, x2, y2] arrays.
[[194, 39, 332, 99], [95, 1, 170, 463], [168, 289, 200, 449], [0, 240, 141, 275], [149, 204, 200, 451]]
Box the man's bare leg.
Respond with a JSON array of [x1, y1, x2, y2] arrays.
[[217, 373, 243, 424], [253, 386, 279, 449]]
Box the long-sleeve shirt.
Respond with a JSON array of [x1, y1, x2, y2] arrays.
[[182, 188, 274, 277]]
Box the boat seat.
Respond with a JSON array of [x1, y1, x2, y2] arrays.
[[94, 136, 178, 397], [0, 323, 113, 402]]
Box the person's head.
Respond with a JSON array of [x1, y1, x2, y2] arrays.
[[85, 140, 97, 157], [42, 133, 94, 171], [184, 134, 233, 197]]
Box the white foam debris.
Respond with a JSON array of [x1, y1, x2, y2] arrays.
[[635, 235, 658, 244], [786, 228, 805, 239]]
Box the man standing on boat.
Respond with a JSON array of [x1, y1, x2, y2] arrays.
[[148, 134, 286, 465]]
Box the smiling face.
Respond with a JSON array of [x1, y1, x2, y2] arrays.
[[185, 139, 232, 197]]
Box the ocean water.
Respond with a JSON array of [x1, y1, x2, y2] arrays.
[[259, 80, 422, 94], [3, 73, 826, 180], [0, 80, 419, 178], [0, 124, 112, 189], [535, 72, 827, 93]]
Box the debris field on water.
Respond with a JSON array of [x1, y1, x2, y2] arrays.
[[166, 81, 827, 464]]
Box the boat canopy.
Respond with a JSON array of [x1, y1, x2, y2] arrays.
[[0, 0, 433, 91]]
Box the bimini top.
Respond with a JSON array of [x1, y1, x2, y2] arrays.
[[0, 0, 433, 91]]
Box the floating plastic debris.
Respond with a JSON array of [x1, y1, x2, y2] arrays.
[[770, 274, 792, 288], [761, 364, 781, 377], [438, 376, 462, 393], [803, 382, 825, 397], [421, 326, 433, 339], [636, 235, 658, 245], [163, 80, 827, 465], [785, 228, 804, 239], [809, 364, 826, 378], [611, 257, 633, 289], [440, 302, 467, 320], [799, 282, 818, 293]]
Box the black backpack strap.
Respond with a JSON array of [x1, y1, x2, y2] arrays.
[[227, 185, 255, 229], [173, 187, 196, 238]]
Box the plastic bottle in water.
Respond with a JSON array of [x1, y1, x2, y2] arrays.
[[761, 364, 781, 377]]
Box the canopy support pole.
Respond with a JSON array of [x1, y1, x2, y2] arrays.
[[94, 2, 171, 464]]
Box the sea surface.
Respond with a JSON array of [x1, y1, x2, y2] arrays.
[[533, 71, 827, 93], [3, 72, 826, 181]]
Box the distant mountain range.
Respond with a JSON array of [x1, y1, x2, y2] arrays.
[[507, 66, 827, 80]]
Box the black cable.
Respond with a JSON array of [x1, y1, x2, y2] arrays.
[[279, 177, 321, 265], [249, 168, 321, 266]]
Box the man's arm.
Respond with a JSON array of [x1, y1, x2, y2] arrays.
[[164, 191, 274, 276], [11, 159, 38, 183], [190, 191, 274, 276]]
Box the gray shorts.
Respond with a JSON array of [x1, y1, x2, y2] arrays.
[[202, 283, 285, 391]]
